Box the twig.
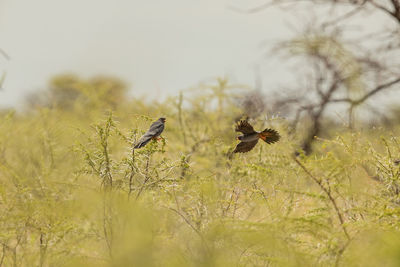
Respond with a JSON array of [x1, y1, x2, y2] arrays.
[[177, 92, 187, 145], [0, 49, 10, 61], [293, 156, 350, 240], [135, 154, 151, 200], [128, 147, 135, 200], [322, 1, 367, 27], [168, 207, 210, 254], [0, 244, 6, 267]]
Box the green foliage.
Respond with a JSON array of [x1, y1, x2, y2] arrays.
[[1, 76, 400, 266]]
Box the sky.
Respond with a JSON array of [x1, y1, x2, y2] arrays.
[[0, 0, 392, 109], [0, 0, 295, 108]]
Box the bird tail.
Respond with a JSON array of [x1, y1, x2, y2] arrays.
[[134, 137, 152, 149], [259, 128, 280, 144]]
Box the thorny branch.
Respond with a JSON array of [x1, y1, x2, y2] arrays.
[[293, 156, 350, 240], [168, 207, 211, 254], [135, 153, 152, 200]]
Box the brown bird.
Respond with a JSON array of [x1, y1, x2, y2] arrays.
[[233, 120, 280, 153], [134, 117, 166, 149]]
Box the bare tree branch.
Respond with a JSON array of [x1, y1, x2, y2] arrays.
[[331, 77, 400, 104]]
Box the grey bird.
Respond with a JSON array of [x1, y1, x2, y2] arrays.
[[134, 117, 166, 149], [234, 120, 280, 153]]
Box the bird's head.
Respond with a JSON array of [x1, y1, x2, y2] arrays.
[[159, 117, 166, 123]]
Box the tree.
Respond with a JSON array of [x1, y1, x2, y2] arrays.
[[26, 74, 128, 110], [233, 0, 400, 154]]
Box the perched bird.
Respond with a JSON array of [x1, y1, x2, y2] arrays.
[[233, 120, 280, 153], [134, 117, 166, 149]]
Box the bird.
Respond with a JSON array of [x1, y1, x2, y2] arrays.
[[233, 120, 280, 153], [134, 117, 166, 149]]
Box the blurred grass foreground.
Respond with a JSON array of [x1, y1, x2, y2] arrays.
[[1, 74, 400, 266]]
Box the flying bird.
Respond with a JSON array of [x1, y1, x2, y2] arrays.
[[233, 120, 280, 153], [134, 117, 166, 149]]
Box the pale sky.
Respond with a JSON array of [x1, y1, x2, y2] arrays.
[[0, 0, 391, 109]]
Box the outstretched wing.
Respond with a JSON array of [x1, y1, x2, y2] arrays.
[[233, 140, 259, 153], [235, 120, 256, 135], [259, 128, 280, 144]]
